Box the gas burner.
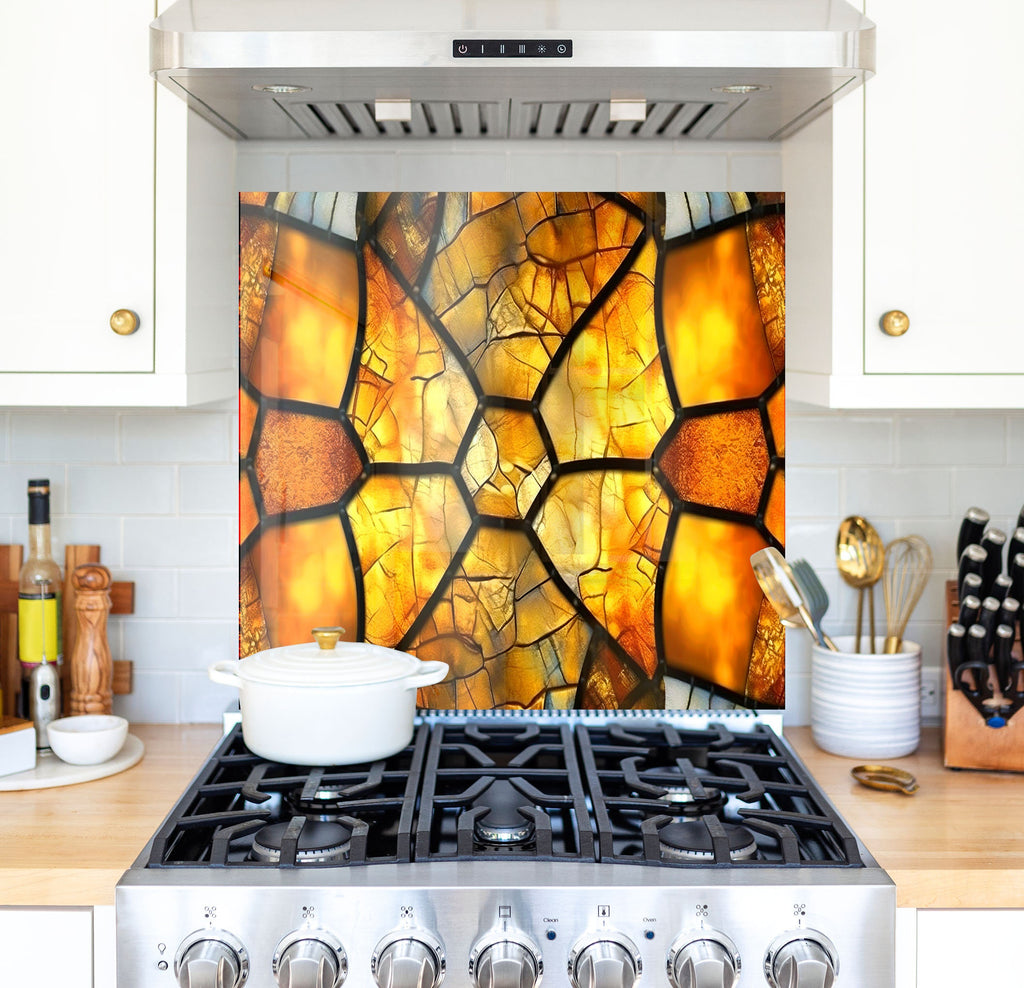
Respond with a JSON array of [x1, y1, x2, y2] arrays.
[[251, 820, 352, 864], [656, 785, 727, 818], [657, 821, 757, 863], [471, 780, 536, 845], [285, 785, 352, 820]]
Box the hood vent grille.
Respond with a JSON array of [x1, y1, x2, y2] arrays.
[[280, 98, 735, 140]]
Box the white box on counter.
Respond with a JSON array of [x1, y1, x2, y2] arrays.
[[0, 717, 36, 776]]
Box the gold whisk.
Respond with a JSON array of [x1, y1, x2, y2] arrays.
[[882, 535, 933, 654]]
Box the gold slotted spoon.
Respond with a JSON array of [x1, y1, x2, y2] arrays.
[[836, 516, 885, 653]]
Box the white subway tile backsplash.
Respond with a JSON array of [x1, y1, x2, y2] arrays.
[[181, 464, 237, 515], [178, 569, 238, 619], [69, 465, 176, 515], [124, 517, 236, 567], [121, 412, 229, 463], [113, 670, 181, 724], [951, 467, 1024, 522], [25, 516, 124, 569], [1008, 416, 1024, 466], [783, 468, 840, 517], [784, 521, 842, 570], [0, 464, 67, 514], [843, 468, 951, 518], [10, 412, 116, 463], [0, 412, 8, 460], [179, 671, 240, 724], [116, 568, 180, 619], [788, 414, 892, 466], [898, 413, 1006, 466], [122, 618, 236, 671]]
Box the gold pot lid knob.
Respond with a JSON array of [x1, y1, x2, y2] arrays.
[[311, 627, 344, 650], [880, 310, 910, 337], [109, 308, 140, 336]]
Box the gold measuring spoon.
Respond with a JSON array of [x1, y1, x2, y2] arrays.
[[836, 516, 885, 653], [851, 765, 919, 795]]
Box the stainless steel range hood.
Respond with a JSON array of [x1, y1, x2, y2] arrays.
[[151, 0, 874, 142]]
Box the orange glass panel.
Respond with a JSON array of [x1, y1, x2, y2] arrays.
[[747, 215, 786, 375], [239, 475, 259, 545], [248, 517, 359, 648], [745, 597, 786, 705], [254, 410, 361, 516], [374, 192, 440, 285], [239, 214, 277, 375], [249, 226, 359, 406], [240, 192, 270, 207], [239, 554, 271, 658], [765, 471, 785, 546], [659, 409, 768, 515], [661, 225, 776, 405], [661, 515, 769, 696], [346, 473, 472, 645], [349, 246, 477, 464], [767, 384, 785, 457], [239, 387, 259, 458]]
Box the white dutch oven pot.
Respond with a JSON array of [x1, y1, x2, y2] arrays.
[[209, 628, 448, 765]]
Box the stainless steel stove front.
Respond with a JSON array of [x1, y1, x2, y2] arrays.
[[116, 860, 895, 988]]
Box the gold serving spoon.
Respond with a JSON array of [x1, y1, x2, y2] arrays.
[[836, 516, 885, 653]]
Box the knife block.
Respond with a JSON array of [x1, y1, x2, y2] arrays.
[[943, 580, 1024, 772]]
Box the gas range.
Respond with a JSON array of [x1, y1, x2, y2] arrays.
[[116, 712, 895, 988]]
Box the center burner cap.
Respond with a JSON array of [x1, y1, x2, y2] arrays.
[[251, 819, 352, 864], [472, 779, 536, 845], [658, 821, 757, 863]]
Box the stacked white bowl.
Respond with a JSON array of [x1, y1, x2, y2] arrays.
[[810, 635, 921, 759]]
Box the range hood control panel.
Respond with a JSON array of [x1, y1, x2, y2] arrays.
[[452, 40, 573, 58]]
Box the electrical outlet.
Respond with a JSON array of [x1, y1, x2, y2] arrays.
[[920, 667, 942, 720]]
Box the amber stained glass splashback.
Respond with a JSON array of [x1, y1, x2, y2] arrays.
[[239, 192, 785, 711]]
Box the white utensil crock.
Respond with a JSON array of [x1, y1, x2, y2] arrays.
[[209, 639, 448, 765]]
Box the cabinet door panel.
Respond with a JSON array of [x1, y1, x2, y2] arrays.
[[863, 0, 1024, 376], [0, 0, 154, 374], [0, 907, 94, 988]]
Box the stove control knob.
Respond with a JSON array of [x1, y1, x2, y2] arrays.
[[470, 933, 543, 988], [668, 932, 740, 988], [568, 934, 641, 988], [764, 931, 838, 988], [174, 930, 249, 988], [372, 931, 446, 988], [274, 931, 347, 988]]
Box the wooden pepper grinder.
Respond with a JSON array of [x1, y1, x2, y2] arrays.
[[69, 564, 113, 715]]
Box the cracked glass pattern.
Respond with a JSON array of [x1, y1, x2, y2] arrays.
[[239, 192, 786, 710]]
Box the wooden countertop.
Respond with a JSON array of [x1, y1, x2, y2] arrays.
[[1, 725, 1020, 909]]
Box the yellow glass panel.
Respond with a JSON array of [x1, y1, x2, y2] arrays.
[[767, 384, 785, 457], [239, 387, 258, 458], [747, 214, 786, 375], [745, 597, 785, 705], [350, 246, 478, 464], [239, 475, 259, 546], [239, 554, 271, 658], [346, 473, 472, 645], [765, 471, 785, 546], [249, 517, 358, 648], [661, 225, 776, 405], [661, 515, 769, 696], [239, 214, 277, 375], [249, 225, 359, 406]]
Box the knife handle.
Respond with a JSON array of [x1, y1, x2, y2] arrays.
[[957, 507, 990, 562], [998, 596, 1020, 633], [977, 596, 1002, 650], [958, 593, 982, 629], [1008, 527, 1024, 569], [994, 624, 1016, 695], [955, 660, 993, 700], [1017, 504, 1024, 534], [958, 544, 988, 599], [1011, 552, 1024, 605], [966, 623, 993, 692], [980, 529, 1007, 588], [960, 572, 983, 603], [946, 623, 966, 689]]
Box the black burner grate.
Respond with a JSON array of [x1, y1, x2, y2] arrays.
[[144, 718, 862, 870]]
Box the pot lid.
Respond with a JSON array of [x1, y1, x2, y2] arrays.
[[238, 633, 428, 687]]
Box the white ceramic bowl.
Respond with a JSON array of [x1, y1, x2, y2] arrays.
[[47, 715, 128, 765]]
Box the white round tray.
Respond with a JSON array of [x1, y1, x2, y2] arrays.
[[0, 733, 144, 791]]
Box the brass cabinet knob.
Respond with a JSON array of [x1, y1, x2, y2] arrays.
[[880, 310, 910, 337], [109, 308, 140, 336]]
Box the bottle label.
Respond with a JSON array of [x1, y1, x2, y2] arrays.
[[18, 594, 62, 667]]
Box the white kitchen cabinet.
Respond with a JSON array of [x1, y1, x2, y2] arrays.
[[0, 907, 94, 987], [784, 0, 1024, 408], [916, 910, 1023, 985], [0, 0, 236, 407]]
